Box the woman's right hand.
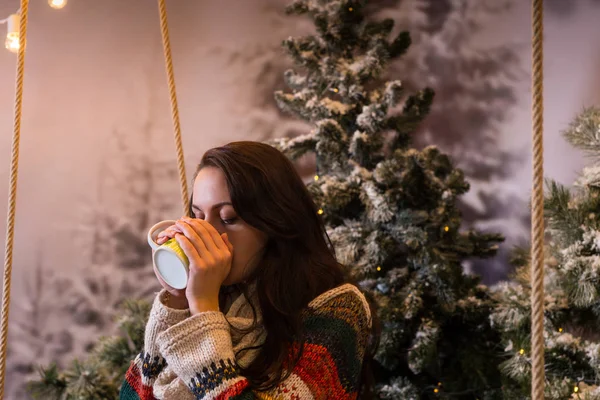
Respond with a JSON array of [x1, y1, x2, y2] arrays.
[[153, 223, 189, 309]]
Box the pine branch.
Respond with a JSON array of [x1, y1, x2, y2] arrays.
[[544, 179, 585, 245], [26, 297, 151, 399], [26, 364, 67, 400], [563, 107, 600, 158]]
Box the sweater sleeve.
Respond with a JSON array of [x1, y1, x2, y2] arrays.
[[119, 290, 191, 400], [155, 286, 372, 400]]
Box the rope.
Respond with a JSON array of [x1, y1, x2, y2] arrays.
[[157, 0, 189, 217], [530, 0, 545, 398], [0, 0, 29, 397]]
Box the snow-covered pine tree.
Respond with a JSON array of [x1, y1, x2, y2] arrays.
[[265, 0, 504, 397], [492, 107, 600, 399]]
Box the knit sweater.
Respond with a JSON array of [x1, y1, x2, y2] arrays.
[[119, 282, 372, 400]]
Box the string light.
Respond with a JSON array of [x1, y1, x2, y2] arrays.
[[3, 14, 20, 54], [519, 349, 525, 355], [314, 175, 319, 181], [559, 327, 563, 332], [444, 226, 449, 232], [48, 0, 68, 9], [2, 1, 68, 54], [574, 385, 579, 393], [376, 266, 381, 271], [317, 209, 324, 215]]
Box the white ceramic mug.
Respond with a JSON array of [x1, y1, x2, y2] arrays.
[[147, 220, 189, 289]]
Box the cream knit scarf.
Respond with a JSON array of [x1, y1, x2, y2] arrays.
[[153, 284, 266, 399]]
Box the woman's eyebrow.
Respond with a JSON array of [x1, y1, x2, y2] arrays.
[[191, 201, 232, 211]]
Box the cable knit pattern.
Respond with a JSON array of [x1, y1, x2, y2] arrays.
[[119, 283, 371, 400], [121, 289, 191, 400]]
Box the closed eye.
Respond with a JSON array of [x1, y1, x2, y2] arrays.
[[191, 214, 237, 225]]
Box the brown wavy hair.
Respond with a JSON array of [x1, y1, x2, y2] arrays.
[[191, 141, 381, 398]]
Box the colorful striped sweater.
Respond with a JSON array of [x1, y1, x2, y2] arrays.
[[119, 283, 372, 400]]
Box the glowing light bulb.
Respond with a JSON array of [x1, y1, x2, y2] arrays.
[[317, 209, 324, 215], [5, 33, 19, 53], [5, 14, 20, 54], [49, 0, 68, 9], [314, 175, 319, 181]]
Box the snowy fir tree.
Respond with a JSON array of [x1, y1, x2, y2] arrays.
[[491, 107, 600, 400], [26, 1, 508, 398], [265, 0, 505, 398]]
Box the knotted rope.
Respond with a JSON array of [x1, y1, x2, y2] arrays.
[[0, 0, 29, 397], [158, 0, 189, 216], [530, 0, 545, 398]]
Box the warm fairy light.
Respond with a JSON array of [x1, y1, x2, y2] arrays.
[[4, 14, 20, 54], [5, 33, 19, 53], [377, 266, 381, 271], [444, 226, 449, 232], [559, 327, 563, 332], [318, 209, 324, 215], [519, 349, 525, 355], [574, 386, 579, 393], [48, 0, 68, 9], [314, 175, 319, 181]]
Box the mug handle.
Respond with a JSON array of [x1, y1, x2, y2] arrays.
[[147, 220, 178, 250]]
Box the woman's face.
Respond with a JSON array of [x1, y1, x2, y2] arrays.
[[191, 166, 268, 286]]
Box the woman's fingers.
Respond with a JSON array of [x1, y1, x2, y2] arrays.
[[157, 227, 179, 238], [175, 221, 209, 260], [156, 225, 182, 244], [180, 217, 225, 253]]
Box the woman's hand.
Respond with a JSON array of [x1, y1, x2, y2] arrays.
[[173, 216, 233, 315]]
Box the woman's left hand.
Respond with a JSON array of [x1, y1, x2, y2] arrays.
[[173, 216, 233, 315]]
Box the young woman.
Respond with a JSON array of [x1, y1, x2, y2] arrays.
[[120, 141, 380, 400]]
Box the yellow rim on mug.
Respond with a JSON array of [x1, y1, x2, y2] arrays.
[[160, 237, 189, 265]]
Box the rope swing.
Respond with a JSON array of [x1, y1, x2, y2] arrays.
[[157, 0, 190, 217], [530, 0, 545, 398], [0, 0, 29, 397]]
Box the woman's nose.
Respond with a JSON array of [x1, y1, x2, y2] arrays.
[[203, 216, 224, 235]]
